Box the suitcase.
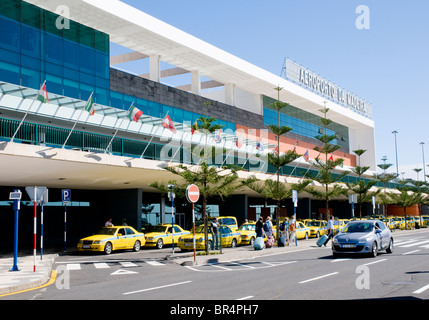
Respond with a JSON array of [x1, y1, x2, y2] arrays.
[[278, 236, 286, 247], [317, 234, 328, 247], [253, 237, 265, 250], [265, 235, 274, 248]]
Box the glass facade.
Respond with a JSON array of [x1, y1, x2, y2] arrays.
[[0, 0, 110, 104], [263, 95, 349, 150], [0, 0, 236, 132]]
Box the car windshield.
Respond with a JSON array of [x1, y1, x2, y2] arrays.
[[147, 226, 167, 233], [308, 221, 322, 227], [96, 228, 117, 235], [343, 223, 374, 233], [239, 224, 255, 231]]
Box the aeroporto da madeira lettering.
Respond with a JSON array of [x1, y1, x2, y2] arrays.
[[299, 68, 367, 114]]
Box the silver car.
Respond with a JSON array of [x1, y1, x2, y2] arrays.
[[332, 220, 394, 258]]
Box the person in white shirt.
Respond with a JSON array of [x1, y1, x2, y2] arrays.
[[323, 216, 335, 246], [105, 218, 113, 227], [289, 215, 297, 246]]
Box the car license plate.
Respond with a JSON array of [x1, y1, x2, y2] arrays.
[[82, 245, 91, 249], [341, 244, 354, 248], [184, 243, 193, 247]]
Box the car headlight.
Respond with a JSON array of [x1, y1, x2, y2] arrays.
[[197, 238, 204, 243], [93, 240, 104, 245], [333, 238, 339, 244]]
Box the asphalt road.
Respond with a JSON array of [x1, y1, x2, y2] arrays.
[[5, 230, 429, 303]]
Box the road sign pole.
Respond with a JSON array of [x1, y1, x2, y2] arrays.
[[33, 200, 37, 273], [40, 201, 44, 261], [192, 203, 196, 262], [10, 189, 21, 272], [171, 196, 175, 257], [64, 203, 67, 253]]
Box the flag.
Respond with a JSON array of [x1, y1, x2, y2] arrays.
[[304, 150, 309, 162], [256, 139, 264, 151], [84, 94, 95, 116], [329, 154, 334, 161], [36, 82, 49, 103], [128, 105, 143, 122], [191, 120, 198, 135], [293, 146, 297, 154], [236, 137, 243, 149], [274, 146, 279, 155], [214, 129, 222, 143], [162, 114, 177, 133]]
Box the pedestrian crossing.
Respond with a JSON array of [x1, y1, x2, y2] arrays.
[[56, 260, 166, 271], [395, 237, 429, 249]]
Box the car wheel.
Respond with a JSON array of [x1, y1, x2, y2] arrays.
[[156, 239, 164, 249], [104, 242, 113, 255], [231, 238, 237, 248], [249, 237, 255, 246], [133, 240, 141, 252], [370, 241, 378, 258], [386, 238, 394, 254]]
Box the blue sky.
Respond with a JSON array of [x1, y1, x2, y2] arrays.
[[116, 0, 429, 179]]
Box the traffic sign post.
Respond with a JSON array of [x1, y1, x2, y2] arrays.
[[40, 190, 48, 260], [10, 189, 22, 272], [292, 190, 298, 246], [25, 186, 47, 272], [349, 194, 357, 220], [186, 184, 200, 263], [62, 189, 71, 253]]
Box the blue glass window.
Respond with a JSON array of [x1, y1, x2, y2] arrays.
[[0, 18, 20, 53], [0, 60, 19, 85], [148, 101, 161, 118], [46, 73, 62, 95], [110, 91, 124, 110], [63, 39, 79, 70], [63, 78, 79, 99], [95, 87, 109, 106], [0, 47, 19, 64], [96, 77, 109, 90], [44, 33, 62, 65], [21, 66, 40, 89], [44, 61, 62, 76], [21, 25, 40, 58], [63, 67, 79, 81], [79, 45, 94, 74], [95, 51, 109, 79], [80, 72, 95, 86]]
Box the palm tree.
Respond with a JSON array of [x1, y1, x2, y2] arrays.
[[303, 106, 349, 219], [346, 149, 380, 218]]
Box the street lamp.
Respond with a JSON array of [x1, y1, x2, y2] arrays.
[[420, 142, 426, 182], [392, 130, 399, 177]]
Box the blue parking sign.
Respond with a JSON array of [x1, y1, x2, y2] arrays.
[[62, 189, 71, 203]]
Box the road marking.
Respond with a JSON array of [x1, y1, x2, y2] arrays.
[[419, 244, 429, 249], [120, 261, 138, 267], [122, 280, 192, 295], [413, 283, 429, 294], [403, 250, 420, 255], [66, 264, 81, 270], [111, 269, 138, 275], [299, 272, 339, 284], [146, 261, 165, 266], [331, 258, 352, 263], [226, 261, 256, 269], [395, 240, 420, 246], [237, 296, 254, 300], [361, 259, 387, 266], [94, 263, 110, 269], [398, 240, 429, 248]]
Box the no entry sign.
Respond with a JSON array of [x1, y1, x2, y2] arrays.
[[186, 184, 200, 203]]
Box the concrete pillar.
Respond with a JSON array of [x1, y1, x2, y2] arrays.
[[191, 70, 201, 95], [225, 83, 235, 106], [149, 55, 161, 82]]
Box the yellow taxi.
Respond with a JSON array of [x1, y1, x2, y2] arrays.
[[144, 224, 190, 249], [295, 221, 310, 240], [178, 225, 242, 251], [209, 216, 238, 230], [392, 216, 405, 230], [333, 219, 349, 235], [237, 222, 257, 245], [382, 217, 395, 231], [303, 220, 327, 238], [77, 226, 145, 255]]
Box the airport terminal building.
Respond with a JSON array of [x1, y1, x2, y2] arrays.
[[0, 0, 377, 251]]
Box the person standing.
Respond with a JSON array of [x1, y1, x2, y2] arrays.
[[210, 217, 219, 250], [105, 218, 113, 227], [323, 216, 335, 246], [256, 216, 264, 238], [263, 216, 273, 238], [289, 215, 297, 246]]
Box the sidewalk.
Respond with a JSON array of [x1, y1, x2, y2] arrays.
[[0, 254, 57, 296], [0, 228, 426, 296]]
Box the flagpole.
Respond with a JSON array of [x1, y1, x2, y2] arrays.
[[104, 102, 133, 154], [62, 92, 93, 149], [140, 112, 168, 159], [11, 81, 46, 143]]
